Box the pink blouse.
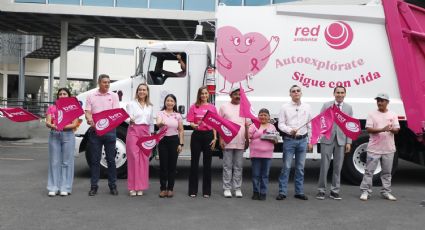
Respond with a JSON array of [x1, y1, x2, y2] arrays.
[[187, 103, 218, 131], [249, 123, 276, 158], [157, 111, 182, 136]]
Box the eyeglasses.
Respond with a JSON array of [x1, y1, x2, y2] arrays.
[[291, 89, 301, 93]]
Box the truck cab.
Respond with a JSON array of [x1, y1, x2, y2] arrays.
[[75, 42, 212, 177]]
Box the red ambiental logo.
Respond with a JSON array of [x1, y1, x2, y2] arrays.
[[294, 25, 320, 42], [324, 21, 354, 50]]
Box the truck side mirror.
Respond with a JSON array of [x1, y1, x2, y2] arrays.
[[178, 105, 185, 114]]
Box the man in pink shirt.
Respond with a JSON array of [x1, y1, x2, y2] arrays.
[[360, 93, 400, 201], [219, 87, 248, 198], [85, 74, 120, 196]]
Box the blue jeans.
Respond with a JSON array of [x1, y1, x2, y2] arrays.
[[47, 130, 75, 193], [278, 137, 307, 196], [251, 158, 271, 195], [89, 128, 117, 189]]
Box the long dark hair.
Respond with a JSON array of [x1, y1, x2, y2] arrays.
[[161, 94, 178, 112], [195, 86, 208, 107], [56, 88, 71, 99]]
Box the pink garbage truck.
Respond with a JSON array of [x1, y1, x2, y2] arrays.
[[75, 0, 425, 185]]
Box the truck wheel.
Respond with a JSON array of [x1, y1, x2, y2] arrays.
[[342, 134, 398, 185], [85, 126, 128, 178]]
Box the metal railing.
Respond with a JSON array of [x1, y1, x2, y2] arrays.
[[0, 98, 53, 118]]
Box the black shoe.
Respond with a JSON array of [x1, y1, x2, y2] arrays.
[[88, 187, 98, 196], [316, 192, 326, 200], [294, 194, 308, 200], [252, 192, 260, 200], [110, 188, 119, 196], [330, 192, 342, 200], [259, 194, 267, 201], [276, 194, 286, 200]]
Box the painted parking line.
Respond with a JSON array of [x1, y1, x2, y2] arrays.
[[0, 157, 34, 161], [0, 145, 47, 149]]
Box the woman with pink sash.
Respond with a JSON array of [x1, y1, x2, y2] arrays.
[[125, 83, 154, 196]]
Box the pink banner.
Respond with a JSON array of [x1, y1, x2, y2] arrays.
[[136, 127, 168, 157], [55, 97, 84, 130], [202, 110, 241, 143], [239, 87, 260, 128], [0, 107, 39, 122], [310, 107, 334, 144], [92, 108, 129, 136], [332, 106, 361, 140]]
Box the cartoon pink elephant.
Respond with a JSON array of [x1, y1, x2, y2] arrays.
[[217, 26, 279, 93]]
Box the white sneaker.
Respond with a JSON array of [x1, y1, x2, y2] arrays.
[[59, 191, 68, 196], [48, 191, 56, 197], [360, 192, 369, 201], [224, 189, 232, 198], [129, 190, 136, 196], [382, 193, 397, 201], [235, 190, 243, 198], [136, 191, 144, 196]]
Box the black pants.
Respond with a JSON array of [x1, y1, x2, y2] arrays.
[[188, 130, 213, 196], [158, 135, 179, 191]]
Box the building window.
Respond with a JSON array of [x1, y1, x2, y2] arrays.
[[273, 0, 298, 3], [116, 0, 148, 8], [245, 0, 270, 6], [49, 0, 80, 5], [218, 0, 242, 6], [184, 0, 215, 11], [83, 0, 114, 7], [150, 0, 181, 10], [15, 0, 46, 3]]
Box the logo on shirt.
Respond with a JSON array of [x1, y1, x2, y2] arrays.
[[96, 118, 110, 131], [142, 140, 157, 150], [57, 110, 63, 123], [346, 122, 360, 132], [221, 125, 233, 137]]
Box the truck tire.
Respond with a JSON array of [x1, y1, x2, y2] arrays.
[[341, 133, 398, 185], [85, 126, 128, 178]]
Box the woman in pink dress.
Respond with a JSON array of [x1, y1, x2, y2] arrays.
[[126, 83, 154, 196]]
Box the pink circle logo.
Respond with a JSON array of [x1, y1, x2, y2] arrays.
[[95, 118, 109, 131], [142, 140, 157, 150], [324, 21, 353, 50], [57, 110, 63, 123], [221, 125, 233, 137], [345, 122, 360, 132]]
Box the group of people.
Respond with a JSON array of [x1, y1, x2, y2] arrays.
[[45, 74, 400, 202]]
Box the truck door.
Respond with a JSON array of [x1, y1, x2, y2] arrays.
[[146, 52, 189, 120], [383, 0, 425, 134]]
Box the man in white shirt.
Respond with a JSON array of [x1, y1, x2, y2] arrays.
[[276, 85, 312, 201]]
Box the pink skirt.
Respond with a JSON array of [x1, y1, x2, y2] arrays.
[[126, 124, 150, 191]]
